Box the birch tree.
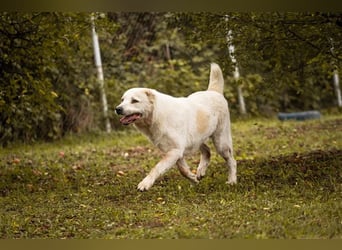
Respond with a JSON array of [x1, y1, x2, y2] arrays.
[[225, 15, 246, 114], [91, 13, 111, 133]]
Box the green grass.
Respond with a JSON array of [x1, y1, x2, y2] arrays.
[[0, 115, 341, 239]]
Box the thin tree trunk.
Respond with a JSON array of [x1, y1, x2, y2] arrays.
[[91, 14, 111, 133], [333, 70, 342, 107], [330, 38, 342, 108], [165, 42, 174, 70], [225, 15, 246, 115]]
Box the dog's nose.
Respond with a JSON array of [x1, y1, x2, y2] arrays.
[[115, 106, 123, 115]]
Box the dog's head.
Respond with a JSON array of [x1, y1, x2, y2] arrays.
[[115, 88, 155, 126]]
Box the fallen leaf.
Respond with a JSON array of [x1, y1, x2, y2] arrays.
[[117, 170, 125, 176], [12, 158, 20, 164]]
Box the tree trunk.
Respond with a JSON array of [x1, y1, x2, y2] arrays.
[[333, 70, 342, 107], [225, 15, 246, 115], [165, 42, 174, 70], [91, 14, 111, 133], [329, 38, 342, 108]]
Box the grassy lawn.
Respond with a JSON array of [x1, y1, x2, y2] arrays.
[[0, 115, 341, 239]]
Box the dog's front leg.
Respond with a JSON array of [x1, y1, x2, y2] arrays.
[[138, 149, 182, 191]]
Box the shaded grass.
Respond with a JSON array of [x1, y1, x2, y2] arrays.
[[0, 115, 341, 238]]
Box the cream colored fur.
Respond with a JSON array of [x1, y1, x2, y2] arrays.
[[116, 63, 237, 191]]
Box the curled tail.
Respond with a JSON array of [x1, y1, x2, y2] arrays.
[[207, 63, 224, 94]]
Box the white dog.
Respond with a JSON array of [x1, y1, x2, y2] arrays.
[[115, 63, 237, 191]]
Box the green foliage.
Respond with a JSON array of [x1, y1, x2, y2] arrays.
[[232, 12, 342, 112], [1, 12, 341, 144], [0, 13, 62, 144], [170, 12, 342, 113]]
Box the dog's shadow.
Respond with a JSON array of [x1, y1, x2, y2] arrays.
[[160, 149, 341, 194]]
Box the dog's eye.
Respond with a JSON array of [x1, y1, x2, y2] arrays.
[[131, 99, 139, 104]]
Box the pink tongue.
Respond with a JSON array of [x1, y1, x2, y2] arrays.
[[120, 114, 141, 125]]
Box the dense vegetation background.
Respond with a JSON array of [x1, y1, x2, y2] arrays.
[[1, 12, 341, 145]]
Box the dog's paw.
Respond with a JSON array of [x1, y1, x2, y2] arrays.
[[226, 177, 237, 185], [196, 172, 205, 181], [137, 176, 154, 191], [188, 173, 200, 183], [196, 168, 207, 181]]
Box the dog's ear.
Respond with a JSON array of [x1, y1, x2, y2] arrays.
[[145, 90, 155, 104]]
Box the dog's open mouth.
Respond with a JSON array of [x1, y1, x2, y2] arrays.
[[120, 113, 142, 125]]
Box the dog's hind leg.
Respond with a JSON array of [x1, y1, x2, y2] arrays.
[[196, 143, 211, 180], [177, 158, 199, 183], [213, 131, 237, 185]]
